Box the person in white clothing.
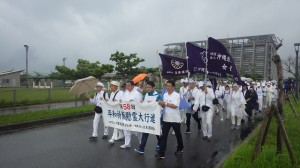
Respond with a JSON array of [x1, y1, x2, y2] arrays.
[[214, 80, 225, 121], [185, 80, 201, 133], [179, 79, 189, 123], [193, 81, 215, 141], [265, 82, 274, 107], [120, 80, 143, 149], [230, 84, 247, 130], [256, 83, 263, 113], [108, 81, 125, 144], [89, 82, 110, 141], [223, 85, 232, 120], [155, 80, 184, 159]]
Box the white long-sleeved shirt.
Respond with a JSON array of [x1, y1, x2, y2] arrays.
[[193, 88, 215, 111], [179, 86, 189, 101], [188, 87, 200, 105], [109, 89, 123, 101], [121, 89, 142, 102], [90, 90, 109, 107]]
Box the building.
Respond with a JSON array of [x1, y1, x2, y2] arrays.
[[0, 70, 24, 87], [164, 34, 278, 80]]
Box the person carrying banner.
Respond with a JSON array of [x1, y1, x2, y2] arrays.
[[120, 80, 143, 149], [89, 82, 110, 141], [185, 79, 201, 133], [179, 79, 189, 123], [108, 81, 125, 144], [231, 84, 247, 129], [155, 80, 184, 159], [193, 81, 215, 141], [134, 81, 162, 154]]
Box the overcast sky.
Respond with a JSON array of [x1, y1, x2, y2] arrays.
[[0, 0, 299, 74]]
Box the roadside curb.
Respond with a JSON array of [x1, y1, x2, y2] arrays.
[[0, 112, 94, 134]]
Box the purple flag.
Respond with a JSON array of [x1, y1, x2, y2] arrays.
[[186, 38, 242, 84], [208, 37, 242, 84], [159, 53, 188, 76]]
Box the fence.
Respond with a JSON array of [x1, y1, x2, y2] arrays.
[[0, 88, 88, 107]]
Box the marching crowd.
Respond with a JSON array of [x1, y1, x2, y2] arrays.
[[87, 78, 279, 159]]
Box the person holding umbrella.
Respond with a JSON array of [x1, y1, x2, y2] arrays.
[[89, 82, 110, 141]]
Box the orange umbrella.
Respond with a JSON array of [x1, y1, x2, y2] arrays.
[[132, 73, 148, 84]]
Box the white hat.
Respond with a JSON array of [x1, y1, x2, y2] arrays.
[[110, 81, 119, 87], [257, 83, 261, 86], [233, 83, 238, 87], [198, 81, 204, 87], [189, 79, 196, 83], [262, 83, 266, 87], [223, 81, 227, 84], [96, 82, 104, 87], [205, 81, 212, 86]]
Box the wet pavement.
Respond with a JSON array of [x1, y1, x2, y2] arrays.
[[0, 100, 89, 115], [0, 113, 257, 168]]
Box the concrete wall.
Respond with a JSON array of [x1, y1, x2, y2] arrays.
[[0, 72, 21, 87]]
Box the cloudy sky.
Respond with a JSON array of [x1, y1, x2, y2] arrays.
[[0, 0, 299, 74]]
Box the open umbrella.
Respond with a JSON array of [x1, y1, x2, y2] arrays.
[[132, 73, 148, 84], [69, 76, 99, 96]]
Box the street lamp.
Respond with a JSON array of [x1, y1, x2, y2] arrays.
[[294, 43, 300, 99], [24, 45, 29, 88]]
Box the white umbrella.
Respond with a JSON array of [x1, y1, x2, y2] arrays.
[[69, 76, 99, 96]]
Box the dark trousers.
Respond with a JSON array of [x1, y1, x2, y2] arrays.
[[186, 111, 201, 130], [159, 121, 184, 155], [139, 133, 161, 150]]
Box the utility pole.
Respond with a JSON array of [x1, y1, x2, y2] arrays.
[[63, 58, 66, 66], [294, 43, 300, 99], [24, 45, 29, 88]]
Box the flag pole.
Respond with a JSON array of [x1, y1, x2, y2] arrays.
[[204, 37, 208, 84], [156, 50, 164, 89], [185, 42, 190, 83]]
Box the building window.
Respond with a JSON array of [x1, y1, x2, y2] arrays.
[[2, 79, 10, 84]]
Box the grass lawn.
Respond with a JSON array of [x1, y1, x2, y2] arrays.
[[223, 101, 300, 168], [0, 105, 94, 125], [0, 88, 89, 107]]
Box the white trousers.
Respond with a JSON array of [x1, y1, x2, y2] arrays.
[[231, 115, 241, 126], [92, 113, 109, 137], [111, 128, 124, 140], [123, 131, 142, 146], [200, 109, 213, 138], [223, 100, 231, 119], [258, 96, 263, 111]]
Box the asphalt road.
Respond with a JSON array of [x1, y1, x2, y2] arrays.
[[0, 114, 256, 168]]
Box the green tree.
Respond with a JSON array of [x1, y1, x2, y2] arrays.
[[110, 51, 145, 81]]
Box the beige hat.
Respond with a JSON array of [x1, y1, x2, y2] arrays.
[[110, 81, 119, 87], [205, 81, 212, 86]]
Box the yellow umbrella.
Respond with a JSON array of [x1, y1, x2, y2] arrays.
[[69, 76, 99, 96]]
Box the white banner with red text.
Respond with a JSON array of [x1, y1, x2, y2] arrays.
[[101, 100, 162, 135]]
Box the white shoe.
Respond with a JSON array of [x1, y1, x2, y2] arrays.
[[172, 131, 175, 135], [109, 139, 115, 144], [117, 136, 125, 140], [220, 118, 224, 121], [120, 144, 131, 149]]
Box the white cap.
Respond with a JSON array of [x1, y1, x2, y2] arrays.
[[262, 83, 266, 87], [257, 83, 261, 86], [189, 79, 196, 83], [233, 83, 238, 87], [198, 81, 204, 87], [206, 81, 212, 86], [110, 81, 119, 87], [223, 81, 227, 84], [96, 82, 104, 87]]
